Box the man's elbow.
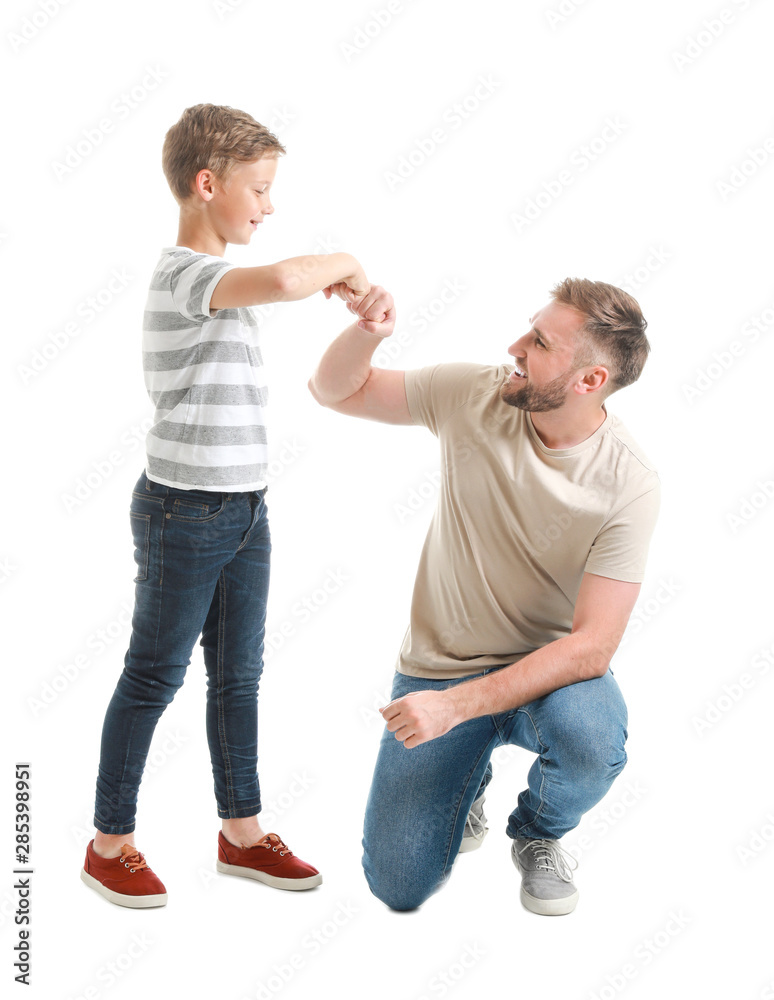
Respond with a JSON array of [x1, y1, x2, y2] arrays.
[[307, 377, 326, 406], [577, 632, 618, 679], [307, 376, 349, 411]]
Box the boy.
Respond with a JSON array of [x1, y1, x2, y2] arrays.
[[81, 103, 370, 907]]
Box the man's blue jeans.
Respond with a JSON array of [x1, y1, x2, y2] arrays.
[[362, 665, 628, 910], [93, 470, 271, 836]]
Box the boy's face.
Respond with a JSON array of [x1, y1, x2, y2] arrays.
[[208, 157, 278, 245]]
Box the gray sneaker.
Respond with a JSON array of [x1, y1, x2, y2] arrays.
[[511, 837, 579, 915], [459, 794, 488, 853]]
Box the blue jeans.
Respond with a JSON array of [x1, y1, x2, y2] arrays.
[[93, 470, 271, 835], [362, 665, 628, 910]]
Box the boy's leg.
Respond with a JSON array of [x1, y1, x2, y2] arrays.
[[93, 472, 250, 840], [501, 667, 629, 840], [361, 669, 502, 911], [200, 488, 270, 828]]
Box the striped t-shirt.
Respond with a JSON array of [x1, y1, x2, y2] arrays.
[[141, 247, 269, 491]]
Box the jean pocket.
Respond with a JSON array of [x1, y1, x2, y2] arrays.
[[167, 489, 226, 521], [130, 511, 151, 582]]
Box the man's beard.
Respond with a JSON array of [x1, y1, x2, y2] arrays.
[[499, 367, 578, 412]]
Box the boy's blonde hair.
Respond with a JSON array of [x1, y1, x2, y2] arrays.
[[550, 277, 650, 398], [162, 103, 287, 204]]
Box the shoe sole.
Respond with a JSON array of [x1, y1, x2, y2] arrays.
[[80, 868, 168, 908], [520, 886, 579, 916], [216, 860, 322, 890], [458, 830, 487, 853]]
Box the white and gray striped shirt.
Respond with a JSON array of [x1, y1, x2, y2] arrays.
[[142, 247, 269, 491]]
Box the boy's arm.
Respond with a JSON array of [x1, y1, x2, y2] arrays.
[[209, 252, 368, 310]]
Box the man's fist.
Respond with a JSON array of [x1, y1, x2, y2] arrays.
[[324, 282, 396, 338]]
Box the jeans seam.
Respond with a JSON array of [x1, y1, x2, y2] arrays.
[[440, 734, 500, 876], [215, 568, 235, 815], [515, 706, 549, 837]]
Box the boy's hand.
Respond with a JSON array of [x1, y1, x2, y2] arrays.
[[346, 284, 395, 338]]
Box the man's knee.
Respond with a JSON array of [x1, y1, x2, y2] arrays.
[[361, 841, 446, 912]]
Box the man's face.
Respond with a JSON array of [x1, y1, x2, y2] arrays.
[[499, 301, 591, 412], [207, 157, 278, 245]]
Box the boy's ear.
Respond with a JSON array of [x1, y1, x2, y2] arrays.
[[192, 168, 219, 202]]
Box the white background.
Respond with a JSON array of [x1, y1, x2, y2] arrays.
[[4, 0, 774, 998]]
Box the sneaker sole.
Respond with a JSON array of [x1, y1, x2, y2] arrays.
[[216, 860, 322, 891], [458, 830, 487, 853], [80, 868, 167, 908], [520, 885, 579, 916]]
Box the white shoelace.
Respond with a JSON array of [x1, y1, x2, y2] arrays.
[[518, 839, 578, 882]]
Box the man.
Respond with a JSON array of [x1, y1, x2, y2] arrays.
[[309, 277, 660, 915]]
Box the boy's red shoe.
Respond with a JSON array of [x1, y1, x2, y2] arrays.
[[80, 840, 168, 908], [216, 831, 322, 890]]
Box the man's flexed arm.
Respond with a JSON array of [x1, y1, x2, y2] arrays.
[[308, 285, 413, 424]]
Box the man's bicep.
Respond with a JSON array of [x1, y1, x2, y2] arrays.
[[571, 572, 641, 669], [324, 367, 414, 425]]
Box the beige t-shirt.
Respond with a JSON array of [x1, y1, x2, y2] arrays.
[[396, 362, 661, 679]]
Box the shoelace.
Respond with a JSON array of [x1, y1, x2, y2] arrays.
[[518, 839, 578, 882], [119, 848, 151, 873], [253, 833, 293, 858]]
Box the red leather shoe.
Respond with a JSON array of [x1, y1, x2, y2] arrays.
[[216, 831, 322, 890], [80, 840, 168, 908]]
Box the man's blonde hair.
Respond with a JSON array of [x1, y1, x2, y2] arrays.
[[550, 277, 650, 398], [162, 103, 287, 203]]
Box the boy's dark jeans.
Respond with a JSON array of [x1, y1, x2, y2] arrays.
[[93, 470, 270, 835]]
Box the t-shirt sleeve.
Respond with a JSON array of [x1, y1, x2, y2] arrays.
[[404, 362, 500, 437], [583, 478, 661, 583], [168, 254, 237, 323]]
